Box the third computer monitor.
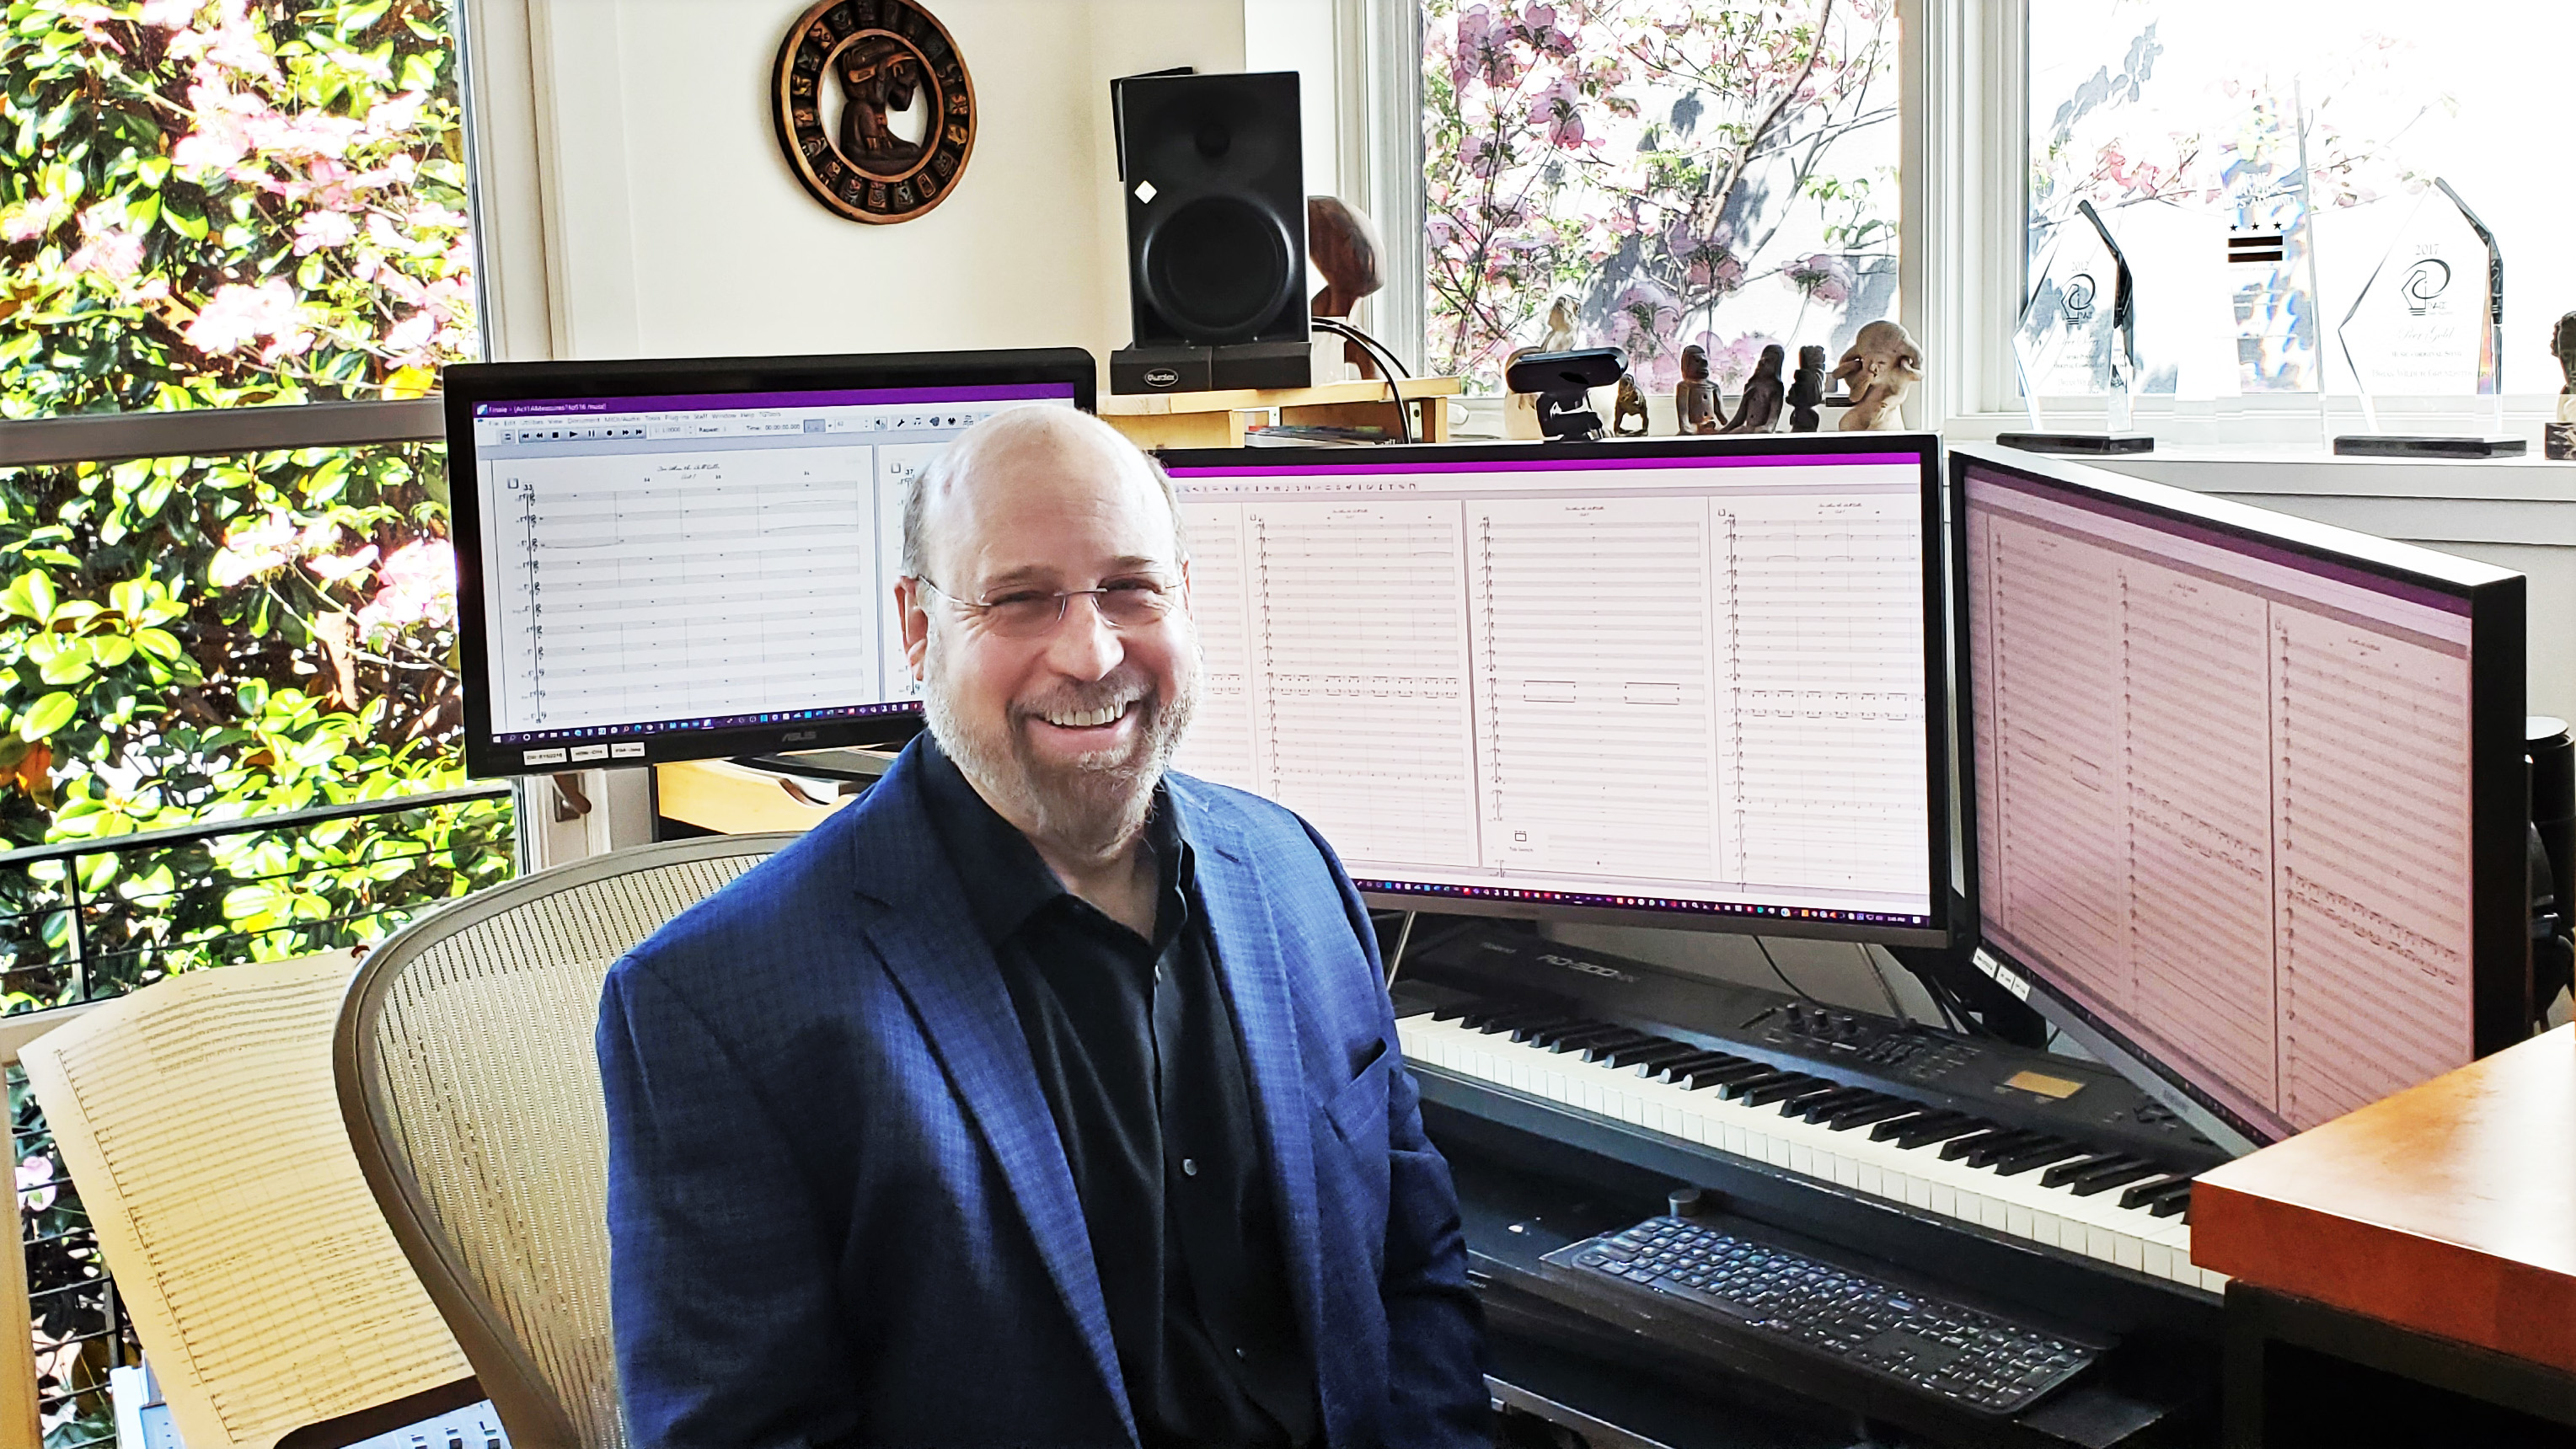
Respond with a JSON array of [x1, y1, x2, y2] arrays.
[[1157, 435, 1954, 946], [1955, 444, 2527, 1143]]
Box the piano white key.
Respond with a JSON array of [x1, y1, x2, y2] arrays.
[[1397, 1013, 2224, 1293]]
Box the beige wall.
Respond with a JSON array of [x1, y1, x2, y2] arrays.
[[492, 0, 1249, 369]]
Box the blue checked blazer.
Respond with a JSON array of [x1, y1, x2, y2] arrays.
[[597, 741, 1488, 1449]]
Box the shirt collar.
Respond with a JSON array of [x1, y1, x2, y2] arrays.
[[914, 733, 1193, 947]]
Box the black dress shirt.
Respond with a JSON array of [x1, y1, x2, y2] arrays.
[[918, 743, 1320, 1449]]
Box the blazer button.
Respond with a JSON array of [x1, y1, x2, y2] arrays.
[[1234, 1346, 1250, 1361], [1181, 1157, 1199, 1177]]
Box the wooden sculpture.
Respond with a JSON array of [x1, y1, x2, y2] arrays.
[[1308, 196, 1386, 377], [1677, 345, 1724, 434]]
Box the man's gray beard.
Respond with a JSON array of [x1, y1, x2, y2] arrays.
[[922, 647, 1199, 858]]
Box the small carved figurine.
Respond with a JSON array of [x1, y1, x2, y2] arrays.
[[2555, 313, 2576, 419], [1787, 345, 1827, 433], [2551, 313, 2576, 459], [1722, 345, 1786, 433], [1501, 345, 1545, 441], [1614, 373, 1651, 436], [1308, 196, 1386, 377], [1540, 298, 1578, 354], [1676, 345, 1724, 433], [1833, 319, 1925, 432]]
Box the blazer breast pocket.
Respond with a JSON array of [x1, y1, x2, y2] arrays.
[[1321, 1039, 1391, 1147]]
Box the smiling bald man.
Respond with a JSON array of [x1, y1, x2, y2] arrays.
[[597, 407, 1488, 1449]]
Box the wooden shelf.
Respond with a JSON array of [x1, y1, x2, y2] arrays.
[[1098, 377, 1465, 450]]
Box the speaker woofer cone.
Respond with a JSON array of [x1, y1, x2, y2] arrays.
[[1141, 195, 1297, 345]]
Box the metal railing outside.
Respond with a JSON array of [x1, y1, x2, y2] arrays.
[[3, 785, 513, 1448]]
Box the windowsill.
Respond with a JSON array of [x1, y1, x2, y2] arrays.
[[1946, 409, 2576, 505]]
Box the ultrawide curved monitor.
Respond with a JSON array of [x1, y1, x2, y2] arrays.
[[1158, 434, 1955, 946], [447, 349, 1094, 777]]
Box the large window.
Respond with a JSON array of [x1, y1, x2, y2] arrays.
[[2031, 2, 2576, 410], [1422, 0, 1900, 395], [3, 3, 506, 1442]]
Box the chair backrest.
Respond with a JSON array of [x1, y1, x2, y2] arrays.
[[334, 833, 801, 1449]]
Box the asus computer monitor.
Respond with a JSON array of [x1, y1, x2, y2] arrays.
[[447, 349, 1095, 777], [1157, 435, 1955, 946], [1955, 443, 2527, 1142]]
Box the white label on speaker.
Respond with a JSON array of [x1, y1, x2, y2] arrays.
[[1134, 180, 1158, 204]]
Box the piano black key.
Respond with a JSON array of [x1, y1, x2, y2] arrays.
[[1789, 1087, 1882, 1122], [1881, 1114, 1983, 1149], [1606, 1040, 1704, 1071], [1533, 1023, 1630, 1051], [1649, 1051, 1747, 1081], [1990, 1138, 2091, 1176], [2039, 1152, 2129, 1189], [1936, 1126, 2021, 1162], [1962, 1131, 2051, 1169], [1820, 1098, 1920, 1131], [1738, 1074, 1834, 1108], [1462, 1007, 1556, 1033], [1429, 999, 1496, 1023], [1577, 1033, 1661, 1062], [2153, 1186, 2194, 1220], [2066, 1158, 2164, 1197], [1711, 1069, 1800, 1100], [1677, 1059, 1772, 1090], [1504, 1016, 1587, 1044], [2118, 1174, 2195, 1211]]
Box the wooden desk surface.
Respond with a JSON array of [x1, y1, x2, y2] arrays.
[[2192, 1025, 2576, 1372]]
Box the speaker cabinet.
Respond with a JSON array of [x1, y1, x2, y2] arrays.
[[1111, 70, 1309, 393]]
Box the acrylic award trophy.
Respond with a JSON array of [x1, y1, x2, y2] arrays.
[[2332, 177, 2521, 456], [2001, 200, 2152, 455]]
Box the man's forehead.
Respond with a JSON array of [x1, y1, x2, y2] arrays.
[[927, 427, 1177, 572]]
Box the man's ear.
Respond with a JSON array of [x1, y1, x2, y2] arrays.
[[896, 575, 932, 682]]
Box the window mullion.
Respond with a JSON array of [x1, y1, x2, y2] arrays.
[[0, 398, 445, 471]]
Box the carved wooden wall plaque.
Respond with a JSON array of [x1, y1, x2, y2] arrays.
[[771, 0, 977, 224]]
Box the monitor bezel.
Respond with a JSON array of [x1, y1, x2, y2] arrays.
[[445, 348, 1097, 778], [1157, 431, 1958, 949], [1947, 442, 2529, 1145]]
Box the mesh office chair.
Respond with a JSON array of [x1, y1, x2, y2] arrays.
[[334, 833, 801, 1449]]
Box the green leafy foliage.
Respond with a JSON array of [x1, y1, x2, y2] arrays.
[[3, 3, 508, 1430]]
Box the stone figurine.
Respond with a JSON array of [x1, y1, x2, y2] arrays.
[[1833, 319, 1925, 432], [1676, 345, 1724, 434], [1787, 345, 1827, 433], [2550, 313, 2576, 459], [1614, 373, 1651, 436], [1308, 196, 1386, 378], [1722, 345, 1786, 433], [1540, 298, 1578, 354]]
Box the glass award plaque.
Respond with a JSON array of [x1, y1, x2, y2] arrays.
[[2007, 200, 2150, 452], [2335, 178, 2504, 434]]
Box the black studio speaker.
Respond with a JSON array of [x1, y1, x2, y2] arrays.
[[1110, 69, 1309, 393]]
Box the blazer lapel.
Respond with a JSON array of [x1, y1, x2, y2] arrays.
[[844, 747, 1137, 1445], [1173, 790, 1331, 1411]]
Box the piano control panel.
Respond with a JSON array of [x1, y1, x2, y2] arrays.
[[1402, 922, 2224, 1174]]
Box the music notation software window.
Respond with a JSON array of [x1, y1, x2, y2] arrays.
[[1164, 452, 1936, 927], [468, 384, 1076, 757], [1963, 464, 2477, 1137]]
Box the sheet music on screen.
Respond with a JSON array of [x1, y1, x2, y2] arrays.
[[1962, 463, 2478, 1138], [1161, 450, 1938, 931], [467, 383, 1076, 764]]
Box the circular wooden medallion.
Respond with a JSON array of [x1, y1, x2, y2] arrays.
[[771, 0, 977, 224]]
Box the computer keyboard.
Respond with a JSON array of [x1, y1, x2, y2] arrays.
[[1543, 1215, 2103, 1417]]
